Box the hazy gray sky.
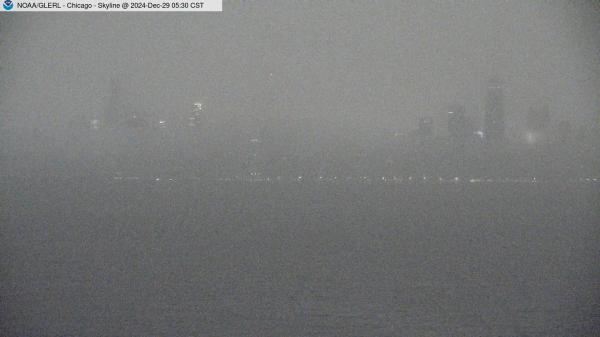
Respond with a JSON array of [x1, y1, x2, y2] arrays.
[[2, 0, 599, 139]]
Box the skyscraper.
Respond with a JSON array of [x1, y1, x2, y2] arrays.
[[189, 102, 203, 127], [447, 103, 468, 142], [418, 117, 433, 137], [484, 78, 505, 145], [105, 78, 126, 127], [556, 120, 572, 143], [526, 104, 551, 132]]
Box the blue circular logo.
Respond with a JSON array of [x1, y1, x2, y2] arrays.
[[3, 0, 14, 10]]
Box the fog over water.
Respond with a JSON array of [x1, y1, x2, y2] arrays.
[[1, 1, 600, 336]]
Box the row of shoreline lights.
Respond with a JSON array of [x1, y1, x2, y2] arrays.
[[113, 175, 600, 183]]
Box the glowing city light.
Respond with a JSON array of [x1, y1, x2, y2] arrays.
[[526, 131, 537, 144]]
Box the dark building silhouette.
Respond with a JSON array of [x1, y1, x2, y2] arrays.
[[447, 104, 468, 142], [556, 120, 572, 143], [418, 117, 434, 137], [188, 102, 203, 127], [123, 114, 148, 129], [484, 78, 505, 145], [105, 78, 125, 127], [526, 104, 551, 131]]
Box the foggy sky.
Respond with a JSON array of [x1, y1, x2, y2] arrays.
[[1, 0, 599, 141]]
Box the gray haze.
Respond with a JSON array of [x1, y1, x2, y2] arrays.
[[2, 1, 600, 142], [1, 2, 600, 337]]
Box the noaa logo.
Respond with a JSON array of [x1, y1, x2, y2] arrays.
[[3, 0, 14, 10]]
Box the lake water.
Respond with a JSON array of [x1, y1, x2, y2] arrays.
[[2, 179, 599, 336]]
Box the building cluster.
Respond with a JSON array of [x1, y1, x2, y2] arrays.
[[72, 78, 600, 181]]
